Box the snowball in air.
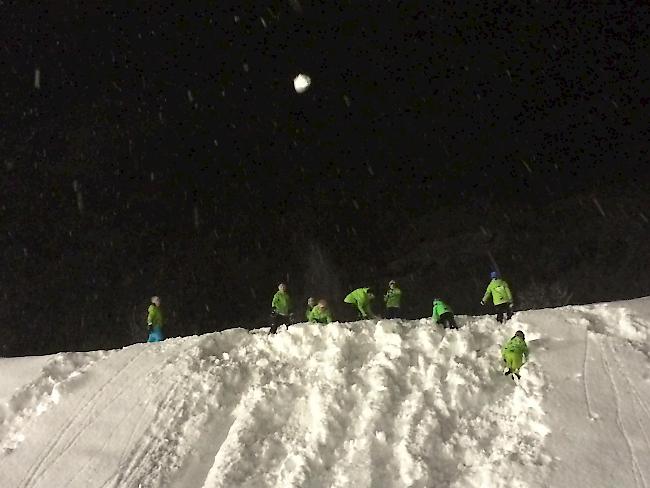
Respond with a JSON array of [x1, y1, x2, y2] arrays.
[[293, 74, 311, 93]]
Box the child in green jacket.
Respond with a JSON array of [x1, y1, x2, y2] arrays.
[[501, 330, 529, 379], [147, 295, 165, 342], [308, 299, 334, 324], [384, 280, 402, 319], [305, 297, 317, 321], [270, 283, 292, 334], [432, 298, 457, 329], [344, 287, 376, 319]]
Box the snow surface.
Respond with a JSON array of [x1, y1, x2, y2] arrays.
[[1, 298, 649, 488]]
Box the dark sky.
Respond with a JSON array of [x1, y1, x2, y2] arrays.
[[4, 1, 648, 200], [1, 1, 649, 352]]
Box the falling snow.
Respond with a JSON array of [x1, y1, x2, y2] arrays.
[[193, 207, 201, 230], [0, 1, 645, 369], [592, 197, 606, 217]]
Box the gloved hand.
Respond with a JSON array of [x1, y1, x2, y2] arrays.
[[509, 302, 514, 309], [147, 323, 153, 333], [480, 300, 485, 306]]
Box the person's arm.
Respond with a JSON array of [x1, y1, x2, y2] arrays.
[[481, 282, 493, 304], [271, 293, 279, 310], [432, 304, 439, 322], [147, 305, 155, 325]]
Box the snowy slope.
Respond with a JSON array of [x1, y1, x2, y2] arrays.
[[0, 298, 649, 488]]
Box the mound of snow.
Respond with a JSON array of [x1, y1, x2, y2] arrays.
[[1, 298, 649, 488]]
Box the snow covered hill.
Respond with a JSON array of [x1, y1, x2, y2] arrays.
[[1, 299, 649, 488]]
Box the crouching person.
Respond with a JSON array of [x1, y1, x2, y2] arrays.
[[501, 330, 529, 379], [432, 298, 457, 329], [344, 287, 376, 320], [308, 299, 334, 324]]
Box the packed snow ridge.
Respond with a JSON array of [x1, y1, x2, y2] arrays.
[[1, 299, 650, 488]]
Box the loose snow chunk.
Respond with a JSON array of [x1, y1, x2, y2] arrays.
[[293, 73, 311, 93]]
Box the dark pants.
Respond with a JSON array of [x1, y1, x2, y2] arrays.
[[437, 311, 458, 329], [269, 312, 291, 334], [347, 304, 367, 321], [495, 303, 514, 323], [385, 307, 400, 319]]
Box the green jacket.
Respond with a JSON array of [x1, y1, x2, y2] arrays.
[[305, 305, 314, 321], [501, 336, 529, 360], [482, 278, 513, 306], [384, 287, 402, 308], [272, 291, 292, 316], [432, 300, 452, 322], [344, 288, 374, 318], [308, 305, 333, 324], [147, 304, 164, 327]]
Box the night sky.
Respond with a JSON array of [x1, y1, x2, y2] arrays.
[[1, 2, 649, 355]]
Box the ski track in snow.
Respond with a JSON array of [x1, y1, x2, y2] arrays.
[[2, 298, 650, 487], [0, 349, 110, 451], [598, 339, 642, 488], [600, 338, 650, 488], [531, 299, 650, 488], [582, 302, 650, 485], [610, 345, 650, 446], [581, 324, 598, 420], [16, 346, 155, 488]]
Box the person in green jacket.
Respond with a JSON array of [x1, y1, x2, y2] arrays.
[[481, 271, 514, 323], [432, 298, 457, 329], [147, 295, 165, 342], [501, 330, 529, 379], [344, 287, 376, 319], [270, 282, 293, 334], [308, 299, 334, 324], [305, 297, 317, 321], [384, 280, 402, 319]]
